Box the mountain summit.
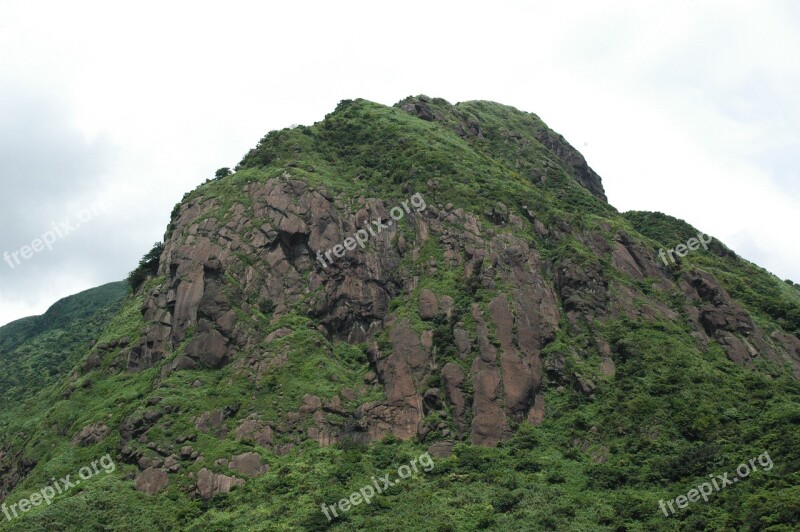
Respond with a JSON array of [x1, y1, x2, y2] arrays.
[[1, 96, 798, 530]]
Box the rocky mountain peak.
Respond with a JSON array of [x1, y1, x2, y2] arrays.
[[2, 97, 798, 530], [112, 97, 798, 453]]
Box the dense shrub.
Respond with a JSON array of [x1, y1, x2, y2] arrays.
[[127, 242, 164, 292]]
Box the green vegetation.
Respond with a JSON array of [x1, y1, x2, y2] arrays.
[[1, 98, 798, 531], [126, 242, 164, 292], [215, 167, 233, 180], [0, 281, 127, 405]]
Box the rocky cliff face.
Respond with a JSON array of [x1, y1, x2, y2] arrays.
[[126, 177, 562, 447], [111, 97, 799, 457]]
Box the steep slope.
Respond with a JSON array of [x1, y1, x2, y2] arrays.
[[1, 97, 798, 531]]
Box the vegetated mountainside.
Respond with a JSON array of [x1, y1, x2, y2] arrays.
[[1, 96, 799, 531], [0, 281, 127, 404]]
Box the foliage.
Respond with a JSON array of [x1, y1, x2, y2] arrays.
[[215, 167, 233, 180], [126, 242, 165, 292], [0, 282, 127, 405]]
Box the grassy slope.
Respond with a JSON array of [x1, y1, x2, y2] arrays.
[[0, 281, 128, 406], [1, 100, 799, 531]]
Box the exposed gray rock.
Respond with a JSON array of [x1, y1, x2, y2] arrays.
[[134, 468, 169, 495]]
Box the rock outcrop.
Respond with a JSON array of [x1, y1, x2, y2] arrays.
[[195, 468, 245, 500], [135, 468, 169, 495], [71, 422, 110, 447], [228, 452, 269, 478]]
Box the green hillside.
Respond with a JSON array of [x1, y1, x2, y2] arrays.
[[0, 281, 127, 405]]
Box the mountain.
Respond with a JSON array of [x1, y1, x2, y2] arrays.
[[1, 96, 798, 531]]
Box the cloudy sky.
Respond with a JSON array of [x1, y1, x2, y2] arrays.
[[1, 0, 798, 326]]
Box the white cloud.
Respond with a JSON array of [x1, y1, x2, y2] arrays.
[[1, 0, 798, 325]]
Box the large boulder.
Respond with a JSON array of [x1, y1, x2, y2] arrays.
[[228, 452, 269, 478], [134, 468, 169, 495], [185, 319, 229, 368], [196, 468, 245, 500], [418, 289, 439, 319], [195, 409, 226, 436], [234, 416, 273, 447]]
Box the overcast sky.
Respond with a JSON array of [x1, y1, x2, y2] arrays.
[[1, 0, 798, 327]]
